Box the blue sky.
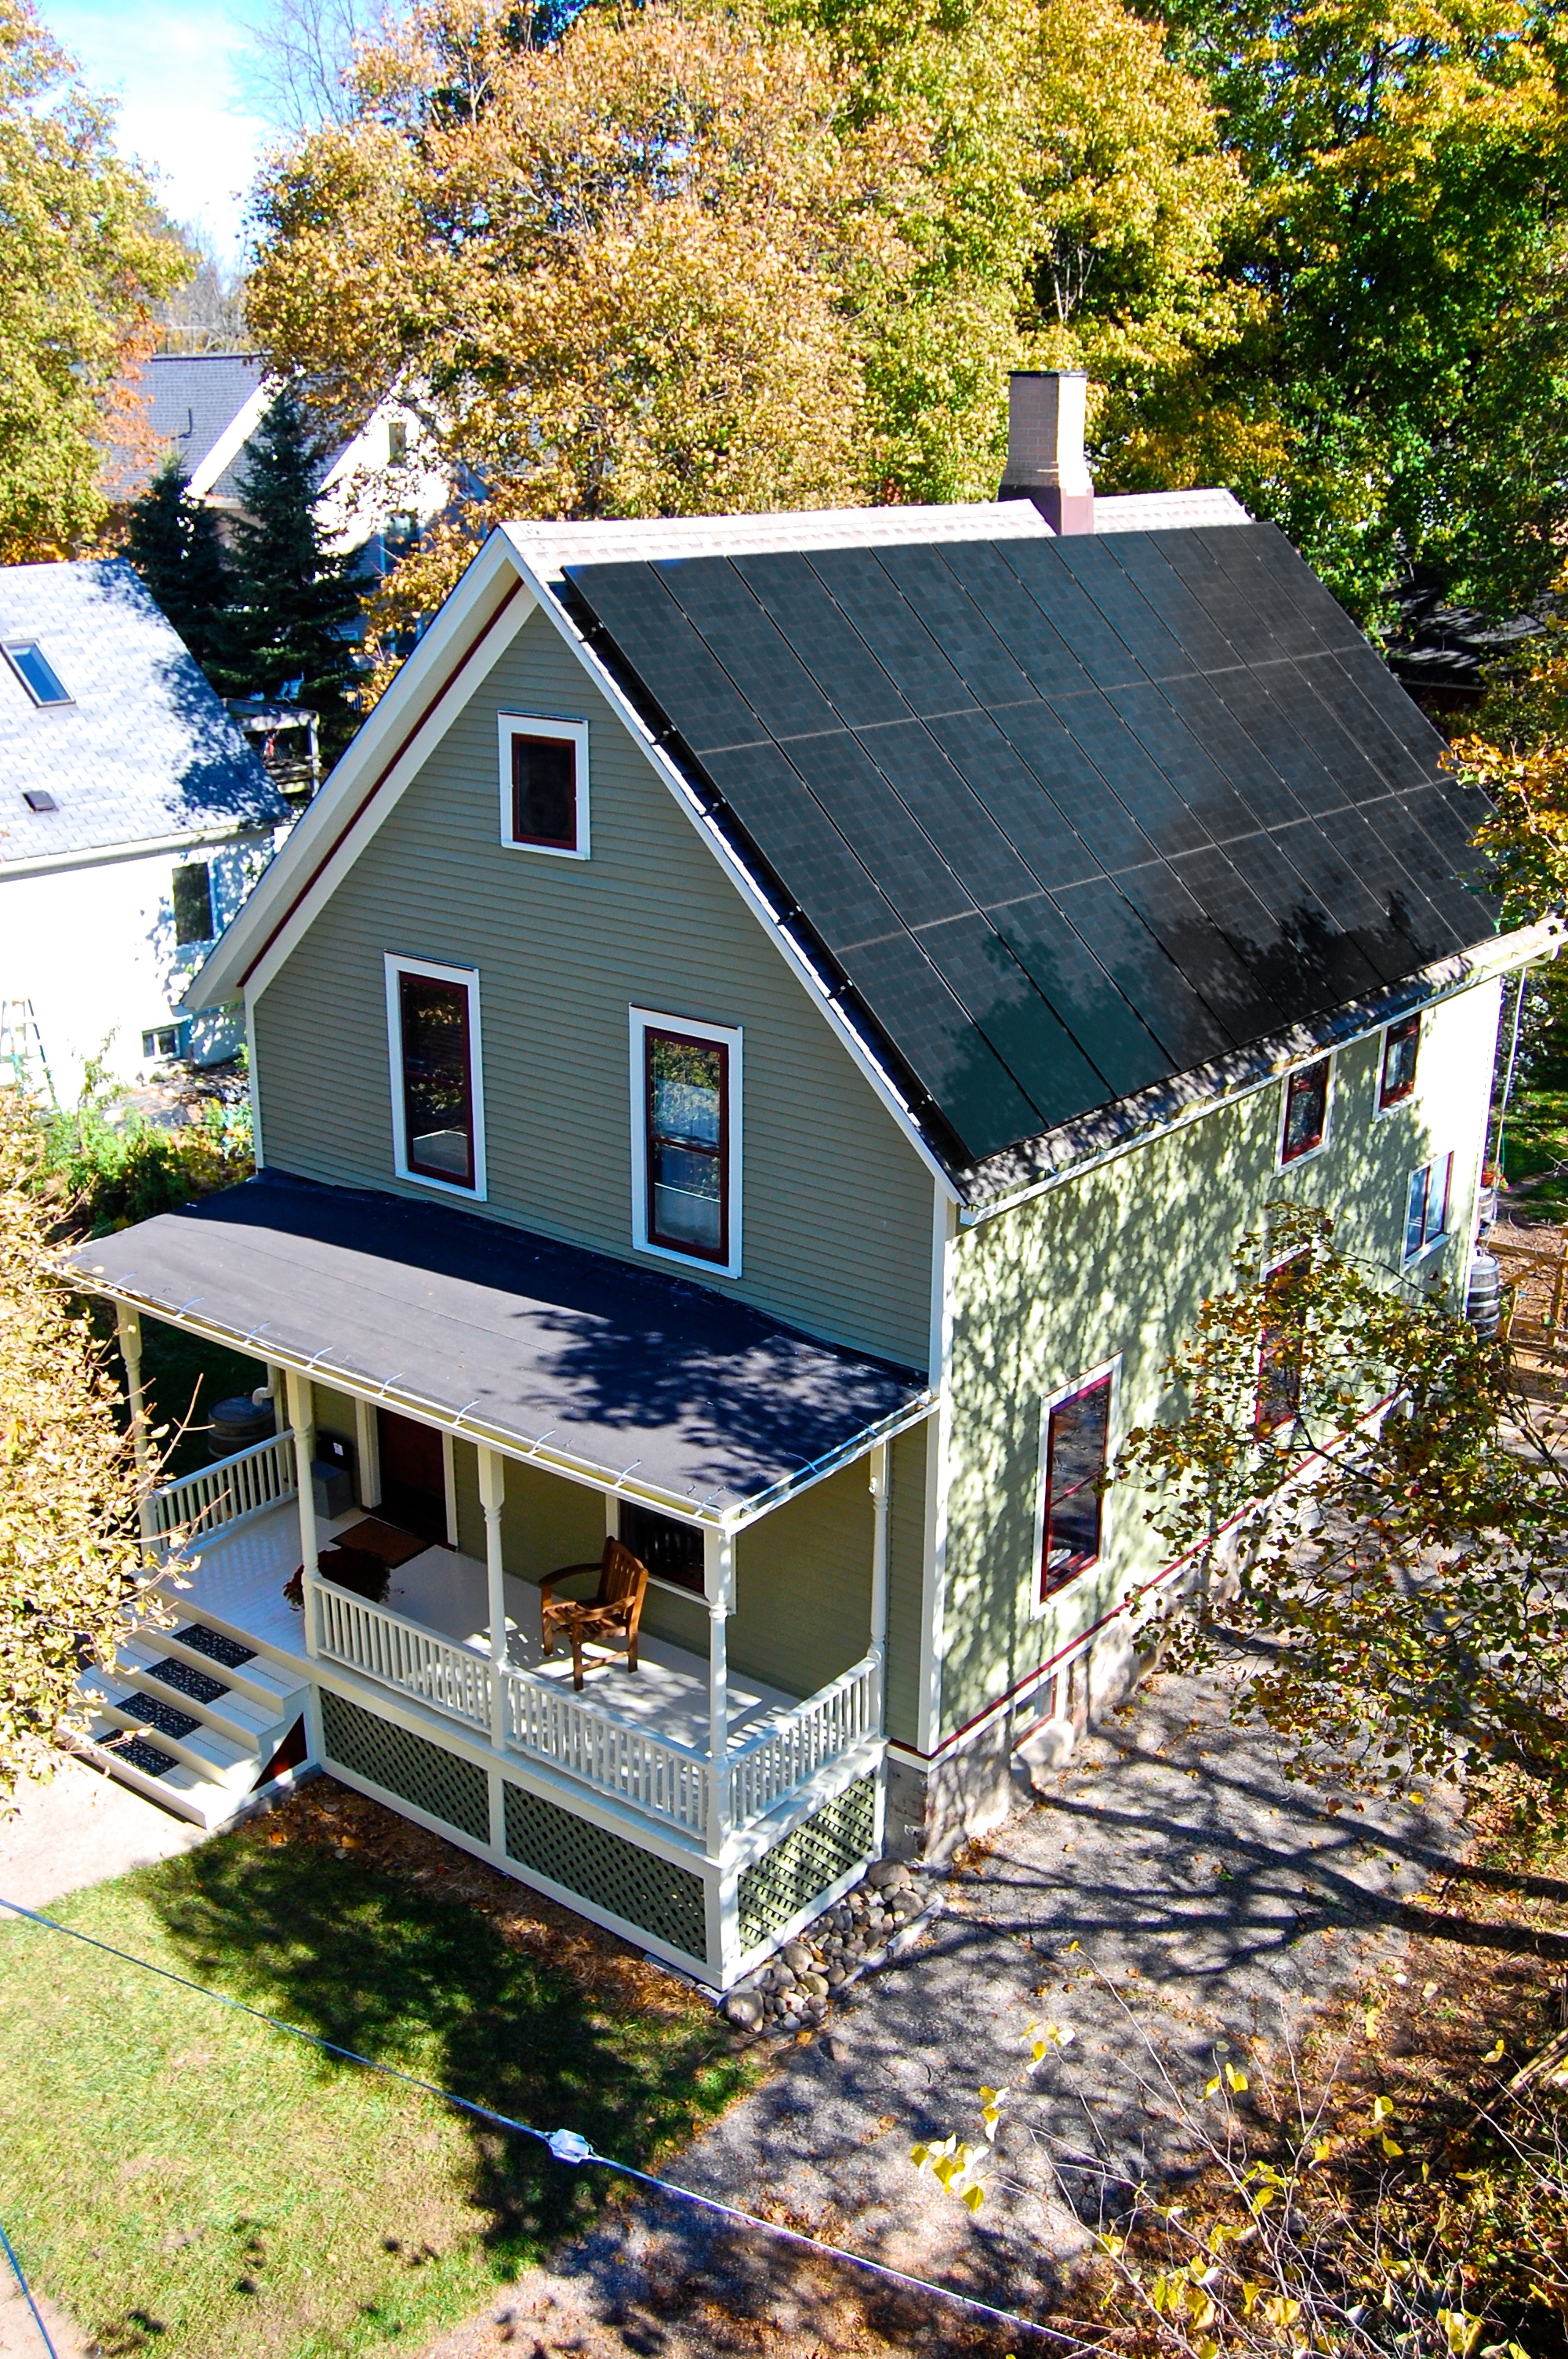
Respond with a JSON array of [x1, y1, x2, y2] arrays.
[[44, 0, 270, 262]]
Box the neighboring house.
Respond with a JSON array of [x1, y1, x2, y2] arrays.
[[107, 352, 452, 576], [64, 374, 1551, 1997], [0, 561, 291, 1100]]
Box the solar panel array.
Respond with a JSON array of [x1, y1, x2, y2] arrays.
[[564, 525, 1493, 1168]]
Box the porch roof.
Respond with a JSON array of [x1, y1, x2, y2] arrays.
[[68, 1171, 929, 1521]]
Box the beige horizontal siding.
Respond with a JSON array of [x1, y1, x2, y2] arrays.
[[255, 604, 934, 1371]]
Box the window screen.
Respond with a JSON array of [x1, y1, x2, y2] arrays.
[[619, 1503, 706, 1594], [1039, 1376, 1112, 1599], [399, 972, 475, 1187], [3, 642, 71, 706], [1404, 1153, 1453, 1261], [1380, 1016, 1421, 1109], [172, 863, 214, 945], [510, 734, 578, 849], [1281, 1057, 1330, 1163], [645, 1029, 728, 1260]]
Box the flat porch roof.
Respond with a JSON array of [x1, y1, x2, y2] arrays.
[[69, 1171, 931, 1523]]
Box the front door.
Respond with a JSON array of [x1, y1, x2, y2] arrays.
[[377, 1410, 448, 1545]]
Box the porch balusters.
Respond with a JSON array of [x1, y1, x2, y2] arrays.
[[478, 1445, 509, 1750], [705, 1526, 733, 1856], [285, 1367, 321, 1660], [116, 1306, 158, 1545]]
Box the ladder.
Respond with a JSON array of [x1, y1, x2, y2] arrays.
[[0, 998, 56, 1103]]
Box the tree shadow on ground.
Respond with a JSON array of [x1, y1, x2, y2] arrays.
[[144, 1812, 747, 2269]]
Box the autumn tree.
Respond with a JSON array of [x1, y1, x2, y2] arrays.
[[0, 0, 186, 562], [0, 1091, 161, 1808], [1160, 0, 1568, 623], [1115, 1201, 1568, 1814]]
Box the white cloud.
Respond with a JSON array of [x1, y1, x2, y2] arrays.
[[43, 0, 272, 260]]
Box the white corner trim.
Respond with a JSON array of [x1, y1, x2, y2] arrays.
[[509, 549, 963, 1206], [1029, 1354, 1120, 1621], [384, 951, 488, 1201], [496, 709, 590, 859], [188, 379, 275, 500], [628, 1005, 742, 1278], [916, 1185, 957, 1754]]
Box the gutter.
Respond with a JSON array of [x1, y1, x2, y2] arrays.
[[64, 1263, 936, 1536], [0, 817, 285, 883], [956, 917, 1564, 1230]]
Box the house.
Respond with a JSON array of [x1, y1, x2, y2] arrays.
[[0, 560, 290, 1099], [63, 373, 1551, 1995], [107, 352, 453, 579]]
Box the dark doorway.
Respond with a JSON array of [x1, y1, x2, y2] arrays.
[[377, 1410, 448, 1546]]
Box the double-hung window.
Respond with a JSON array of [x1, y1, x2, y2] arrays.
[[498, 713, 589, 858], [1378, 1016, 1421, 1110], [630, 1009, 741, 1274], [385, 954, 485, 1197], [1256, 1252, 1308, 1433], [1279, 1055, 1331, 1165], [172, 861, 213, 946], [1036, 1369, 1114, 1602], [1404, 1152, 1453, 1263]]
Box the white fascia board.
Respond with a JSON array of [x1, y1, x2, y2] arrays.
[[505, 547, 963, 1205], [188, 380, 275, 499], [0, 818, 276, 881], [184, 532, 530, 1011]]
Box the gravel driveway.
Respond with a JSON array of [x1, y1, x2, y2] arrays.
[[421, 1659, 1466, 2357]]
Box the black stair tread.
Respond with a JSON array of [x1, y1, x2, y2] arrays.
[[121, 1692, 201, 1741], [104, 1733, 177, 1777], [144, 1656, 229, 1706], [175, 1624, 256, 1670]]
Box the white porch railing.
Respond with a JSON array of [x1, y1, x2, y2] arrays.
[[729, 1652, 882, 1828], [314, 1581, 493, 1732], [147, 1430, 298, 1551], [500, 1668, 712, 1836]]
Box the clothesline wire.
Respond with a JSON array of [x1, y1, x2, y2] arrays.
[[0, 2212, 60, 2359], [0, 1892, 1102, 2353]]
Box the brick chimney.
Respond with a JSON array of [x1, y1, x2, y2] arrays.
[[998, 369, 1094, 534]]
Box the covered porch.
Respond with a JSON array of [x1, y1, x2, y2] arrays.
[[70, 1170, 931, 1988]]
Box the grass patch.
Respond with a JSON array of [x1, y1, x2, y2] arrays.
[[1498, 1084, 1568, 1223], [0, 1788, 753, 2357]]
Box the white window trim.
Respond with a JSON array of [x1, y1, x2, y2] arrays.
[[628, 1005, 742, 1279], [497, 711, 590, 860], [1372, 1013, 1422, 1121], [384, 951, 487, 1201], [1403, 1149, 1454, 1267], [1276, 1051, 1334, 1170], [1030, 1354, 1120, 1619]]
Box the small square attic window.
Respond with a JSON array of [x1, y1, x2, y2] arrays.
[[3, 642, 71, 707]]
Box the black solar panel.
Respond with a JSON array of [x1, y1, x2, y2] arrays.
[[565, 520, 1496, 1172]]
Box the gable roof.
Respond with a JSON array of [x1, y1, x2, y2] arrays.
[[557, 523, 1494, 1176], [0, 560, 289, 863], [103, 353, 270, 506]]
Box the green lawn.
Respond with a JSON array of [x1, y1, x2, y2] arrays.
[[0, 1803, 751, 2358], [1497, 1085, 1568, 1224]]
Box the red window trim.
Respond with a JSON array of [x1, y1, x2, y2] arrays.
[[1039, 1372, 1112, 1603], [399, 969, 476, 1190], [1378, 1015, 1421, 1110], [1280, 1056, 1330, 1164], [508, 730, 579, 851], [1255, 1250, 1308, 1434], [644, 1026, 730, 1265]]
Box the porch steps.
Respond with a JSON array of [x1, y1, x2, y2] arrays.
[[74, 1619, 310, 1832]]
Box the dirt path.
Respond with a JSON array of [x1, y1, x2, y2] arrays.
[[417, 1662, 1466, 2357]]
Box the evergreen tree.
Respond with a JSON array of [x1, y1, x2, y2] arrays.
[[227, 387, 361, 747], [123, 456, 235, 683]]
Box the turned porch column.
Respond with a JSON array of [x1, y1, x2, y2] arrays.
[[478, 1445, 509, 1749], [704, 1525, 733, 1857], [115, 1305, 157, 1544], [285, 1367, 320, 1659]]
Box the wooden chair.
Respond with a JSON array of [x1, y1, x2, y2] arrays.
[[539, 1539, 650, 1691]]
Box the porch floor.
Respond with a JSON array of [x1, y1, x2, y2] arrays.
[[160, 1502, 799, 1754]]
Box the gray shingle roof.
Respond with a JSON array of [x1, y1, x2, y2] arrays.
[[0, 560, 289, 863], [104, 353, 267, 505]]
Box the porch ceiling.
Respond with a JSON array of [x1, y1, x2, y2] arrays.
[[69, 1170, 929, 1518]]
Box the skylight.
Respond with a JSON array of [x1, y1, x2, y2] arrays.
[[3, 642, 72, 707]]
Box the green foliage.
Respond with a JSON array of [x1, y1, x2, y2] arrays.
[[1115, 1201, 1568, 1810], [34, 1060, 253, 1239], [124, 456, 237, 684], [227, 387, 362, 745], [0, 1, 186, 560]]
